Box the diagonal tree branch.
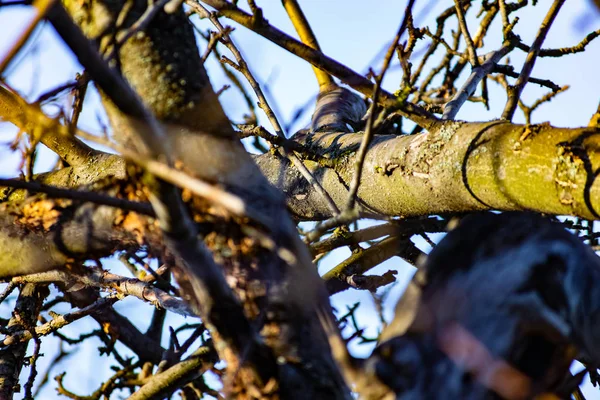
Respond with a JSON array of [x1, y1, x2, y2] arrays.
[[281, 0, 332, 89]]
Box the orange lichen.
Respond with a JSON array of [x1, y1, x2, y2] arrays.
[[17, 199, 63, 230]]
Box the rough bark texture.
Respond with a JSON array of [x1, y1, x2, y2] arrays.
[[0, 284, 48, 399], [258, 122, 600, 220], [54, 0, 350, 398], [1, 1, 599, 399]]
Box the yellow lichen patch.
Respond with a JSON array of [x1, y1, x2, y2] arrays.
[[17, 199, 62, 230], [553, 146, 583, 206], [117, 212, 147, 245]]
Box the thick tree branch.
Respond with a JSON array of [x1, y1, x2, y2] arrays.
[[371, 213, 600, 398], [257, 121, 600, 220]]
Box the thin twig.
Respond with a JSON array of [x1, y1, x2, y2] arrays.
[[345, 0, 416, 211], [502, 0, 566, 120], [0, 0, 56, 75], [443, 44, 513, 120], [23, 335, 41, 399], [192, 3, 341, 216], [454, 0, 479, 67]]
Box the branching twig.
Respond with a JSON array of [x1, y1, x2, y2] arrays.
[[502, 0, 566, 120], [237, 124, 336, 167], [323, 235, 423, 295], [1, 296, 118, 346], [513, 28, 600, 57], [192, 3, 341, 216], [311, 218, 444, 256], [196, 0, 437, 129], [443, 44, 513, 120], [493, 64, 561, 92]]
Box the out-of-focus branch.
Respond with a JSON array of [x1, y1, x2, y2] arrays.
[[0, 85, 263, 223], [46, 4, 280, 389], [281, 0, 332, 89], [0, 84, 102, 166], [323, 235, 423, 295], [371, 213, 600, 398], [0, 178, 154, 215], [0, 0, 55, 74], [128, 346, 218, 400]]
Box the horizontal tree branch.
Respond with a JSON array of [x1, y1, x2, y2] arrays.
[[257, 121, 600, 220], [12, 269, 196, 317]]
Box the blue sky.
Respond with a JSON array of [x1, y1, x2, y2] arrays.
[[1, 0, 600, 398]]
